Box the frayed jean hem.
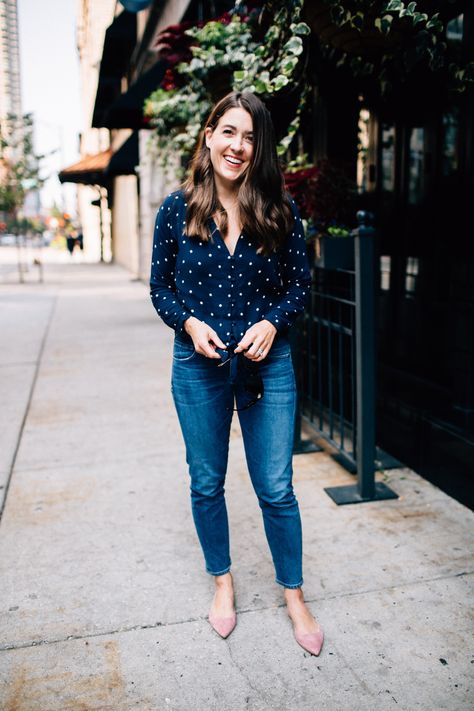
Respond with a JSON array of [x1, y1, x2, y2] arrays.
[[276, 577, 303, 589]]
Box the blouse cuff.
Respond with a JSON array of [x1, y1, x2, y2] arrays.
[[175, 311, 192, 334]]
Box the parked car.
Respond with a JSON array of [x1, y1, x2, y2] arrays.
[[0, 233, 17, 246]]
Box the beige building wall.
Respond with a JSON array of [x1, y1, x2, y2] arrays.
[[136, 0, 189, 281], [138, 133, 180, 282], [109, 124, 140, 274], [75, 0, 116, 262], [112, 174, 139, 274]]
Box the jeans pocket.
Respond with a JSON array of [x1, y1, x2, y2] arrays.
[[173, 341, 196, 362]]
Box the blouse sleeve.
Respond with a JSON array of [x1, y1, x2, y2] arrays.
[[263, 199, 312, 332], [149, 195, 191, 333]]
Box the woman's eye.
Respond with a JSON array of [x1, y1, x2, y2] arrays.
[[223, 129, 233, 135]]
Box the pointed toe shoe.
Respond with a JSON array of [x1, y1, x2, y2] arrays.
[[208, 611, 237, 639], [294, 626, 324, 656]]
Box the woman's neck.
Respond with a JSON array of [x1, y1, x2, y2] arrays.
[[214, 178, 239, 208]]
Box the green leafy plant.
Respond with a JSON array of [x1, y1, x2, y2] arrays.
[[313, 0, 473, 96], [0, 113, 44, 217], [144, 2, 311, 173], [327, 225, 351, 236]]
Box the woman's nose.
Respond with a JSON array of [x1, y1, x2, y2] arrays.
[[229, 135, 243, 152]]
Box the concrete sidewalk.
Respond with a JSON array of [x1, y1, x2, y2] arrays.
[[0, 258, 472, 711]]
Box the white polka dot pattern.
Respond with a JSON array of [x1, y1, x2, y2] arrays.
[[149, 190, 312, 343]]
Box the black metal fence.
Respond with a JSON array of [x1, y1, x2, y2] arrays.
[[298, 266, 357, 467], [292, 213, 399, 504]]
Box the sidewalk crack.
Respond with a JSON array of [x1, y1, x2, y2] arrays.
[[1, 569, 471, 653]]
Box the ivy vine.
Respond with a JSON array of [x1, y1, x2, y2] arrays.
[[316, 0, 474, 96], [143, 2, 311, 173]]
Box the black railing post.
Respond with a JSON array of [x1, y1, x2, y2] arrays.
[[355, 212, 376, 498]]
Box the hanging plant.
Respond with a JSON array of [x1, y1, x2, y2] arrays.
[[304, 0, 474, 96], [143, 2, 311, 174], [232, 1, 310, 97]]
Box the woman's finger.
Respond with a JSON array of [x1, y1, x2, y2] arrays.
[[245, 339, 266, 360], [209, 330, 227, 350], [198, 340, 221, 359], [255, 344, 268, 360]]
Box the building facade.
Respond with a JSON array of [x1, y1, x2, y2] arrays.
[[70, 0, 116, 261], [0, 0, 21, 124]]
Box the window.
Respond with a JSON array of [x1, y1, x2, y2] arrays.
[[408, 127, 425, 205], [405, 257, 419, 297], [380, 255, 391, 291], [381, 123, 395, 193], [446, 14, 463, 42], [442, 108, 459, 177], [357, 107, 370, 194]]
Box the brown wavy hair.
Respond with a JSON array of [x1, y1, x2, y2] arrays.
[[183, 92, 293, 255]]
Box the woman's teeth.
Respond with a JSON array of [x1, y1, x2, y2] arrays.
[[224, 156, 243, 166]]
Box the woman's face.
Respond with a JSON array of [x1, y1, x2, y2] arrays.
[[205, 107, 254, 190]]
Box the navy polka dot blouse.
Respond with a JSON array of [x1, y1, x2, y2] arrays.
[[149, 190, 312, 347]]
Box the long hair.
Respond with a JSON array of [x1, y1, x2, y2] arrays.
[[183, 92, 293, 255]]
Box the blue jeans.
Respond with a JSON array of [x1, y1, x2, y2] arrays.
[[171, 335, 303, 588]]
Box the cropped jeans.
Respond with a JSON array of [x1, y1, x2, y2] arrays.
[[171, 335, 303, 589]]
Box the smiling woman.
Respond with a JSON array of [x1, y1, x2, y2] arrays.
[[149, 91, 324, 657], [183, 92, 294, 256]]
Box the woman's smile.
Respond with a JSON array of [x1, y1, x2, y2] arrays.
[[223, 154, 244, 167]]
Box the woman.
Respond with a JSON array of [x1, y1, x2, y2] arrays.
[[150, 91, 323, 656]]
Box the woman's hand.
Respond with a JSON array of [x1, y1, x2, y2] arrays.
[[234, 320, 277, 361], [184, 316, 226, 359]]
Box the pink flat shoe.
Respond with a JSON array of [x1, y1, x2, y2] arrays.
[[294, 625, 324, 656], [208, 611, 237, 639]]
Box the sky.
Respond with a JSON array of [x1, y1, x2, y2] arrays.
[[18, 0, 83, 215]]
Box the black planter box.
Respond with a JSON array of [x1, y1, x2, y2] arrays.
[[314, 236, 354, 270]]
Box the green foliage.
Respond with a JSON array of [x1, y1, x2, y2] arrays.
[[318, 0, 472, 96], [0, 113, 43, 215], [144, 3, 311, 171], [327, 225, 351, 236], [144, 86, 210, 155], [232, 7, 309, 96]]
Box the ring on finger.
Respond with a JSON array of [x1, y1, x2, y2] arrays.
[[257, 347, 265, 356]]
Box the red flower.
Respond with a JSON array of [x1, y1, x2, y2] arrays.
[[285, 160, 356, 232], [161, 68, 177, 91], [153, 21, 195, 66], [284, 166, 318, 221]]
